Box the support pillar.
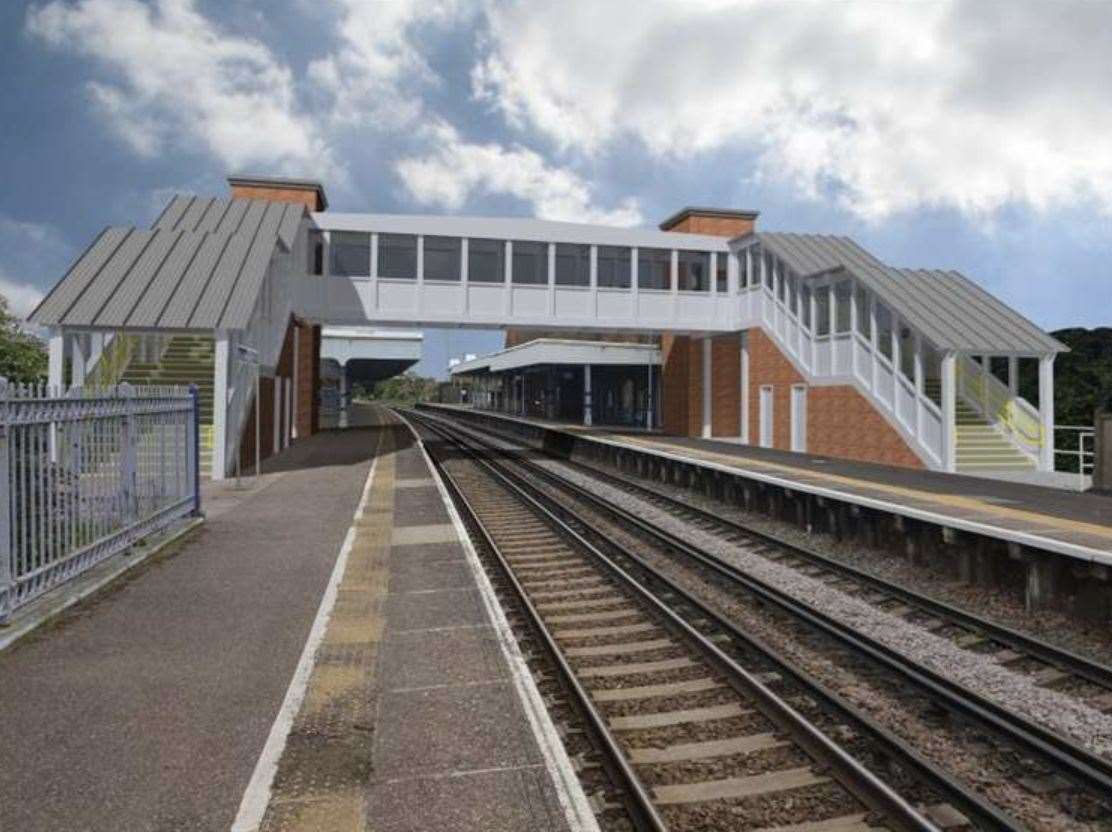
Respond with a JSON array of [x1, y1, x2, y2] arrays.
[[1025, 551, 1062, 612], [1007, 355, 1018, 398], [940, 352, 957, 472], [339, 366, 349, 429], [48, 330, 64, 392], [211, 331, 230, 481], [702, 336, 712, 438], [646, 363, 654, 430], [1038, 354, 1055, 472], [583, 364, 592, 427], [70, 333, 88, 389], [740, 331, 750, 443]]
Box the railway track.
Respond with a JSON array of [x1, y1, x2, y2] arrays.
[[410, 408, 1112, 830], [408, 411, 1010, 831]]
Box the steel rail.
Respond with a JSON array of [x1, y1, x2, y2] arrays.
[[418, 412, 1112, 805], [412, 411, 945, 832]]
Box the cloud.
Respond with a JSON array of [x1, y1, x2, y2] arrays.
[[27, 0, 336, 177], [307, 0, 461, 128], [0, 272, 46, 321], [472, 1, 1112, 220], [395, 124, 643, 226]]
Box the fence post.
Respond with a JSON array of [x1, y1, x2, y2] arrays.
[[0, 377, 11, 624], [119, 383, 138, 526], [189, 384, 201, 516]]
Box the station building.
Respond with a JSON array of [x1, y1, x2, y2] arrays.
[[30, 175, 1064, 480]]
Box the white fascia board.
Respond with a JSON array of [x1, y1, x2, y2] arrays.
[[312, 212, 730, 252], [451, 338, 660, 377]]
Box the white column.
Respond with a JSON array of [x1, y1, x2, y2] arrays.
[[212, 331, 230, 480], [583, 364, 593, 426], [48, 330, 65, 392], [70, 333, 88, 389], [339, 366, 349, 429], [740, 331, 750, 443], [273, 375, 282, 453], [291, 325, 300, 439], [702, 336, 712, 438], [646, 362, 654, 430], [941, 352, 957, 472], [1038, 354, 1055, 471], [1008, 355, 1019, 397]]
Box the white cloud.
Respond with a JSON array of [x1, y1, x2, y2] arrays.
[[27, 0, 336, 177], [0, 272, 46, 321], [472, 1, 1112, 220], [308, 0, 461, 128], [396, 124, 643, 226]]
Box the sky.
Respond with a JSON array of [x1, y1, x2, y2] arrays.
[[2, 0, 1110, 378]]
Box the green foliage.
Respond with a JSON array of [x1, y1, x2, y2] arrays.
[[0, 295, 47, 384], [1018, 327, 1112, 425], [358, 371, 439, 405]]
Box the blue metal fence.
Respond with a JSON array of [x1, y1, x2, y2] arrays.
[[0, 382, 199, 622]]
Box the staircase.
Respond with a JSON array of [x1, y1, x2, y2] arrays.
[[921, 380, 1034, 472], [121, 335, 215, 478]]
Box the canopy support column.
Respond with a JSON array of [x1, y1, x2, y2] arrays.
[[48, 330, 64, 392], [940, 352, 957, 472], [583, 364, 592, 427], [211, 331, 230, 481], [1039, 354, 1055, 472]]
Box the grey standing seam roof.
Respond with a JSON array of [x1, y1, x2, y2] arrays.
[[29, 195, 304, 331], [755, 232, 1064, 354]]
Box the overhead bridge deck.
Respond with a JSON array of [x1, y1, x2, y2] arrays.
[[421, 405, 1112, 608]]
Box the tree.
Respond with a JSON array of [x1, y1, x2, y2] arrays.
[[363, 372, 439, 404], [0, 295, 47, 384]]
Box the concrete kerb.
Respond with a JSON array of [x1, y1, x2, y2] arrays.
[[0, 516, 205, 654]]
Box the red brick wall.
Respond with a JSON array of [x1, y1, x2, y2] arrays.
[[661, 334, 704, 436], [710, 334, 741, 437], [293, 320, 318, 439], [745, 328, 923, 468], [238, 378, 275, 472], [228, 184, 321, 211], [663, 214, 756, 238]]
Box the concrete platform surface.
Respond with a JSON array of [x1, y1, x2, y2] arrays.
[[426, 405, 1112, 564]]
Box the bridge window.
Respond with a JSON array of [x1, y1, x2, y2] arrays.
[[330, 231, 370, 277], [677, 251, 709, 291], [638, 248, 671, 290], [742, 245, 759, 288], [597, 246, 631, 288], [468, 238, 504, 283], [555, 243, 590, 286], [308, 229, 324, 275], [855, 285, 871, 338], [834, 280, 852, 333], [512, 240, 547, 285], [815, 285, 831, 336], [424, 235, 461, 281], [801, 284, 812, 329], [876, 302, 893, 359], [378, 233, 417, 279], [764, 252, 774, 289], [716, 253, 729, 293], [787, 270, 798, 315]]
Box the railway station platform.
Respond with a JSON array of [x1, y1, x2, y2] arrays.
[[0, 404, 591, 832], [423, 405, 1112, 614]]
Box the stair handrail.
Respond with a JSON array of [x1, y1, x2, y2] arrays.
[[956, 355, 1042, 455]]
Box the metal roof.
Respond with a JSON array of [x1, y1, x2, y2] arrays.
[[30, 196, 304, 331], [752, 233, 1065, 355], [450, 338, 661, 376]]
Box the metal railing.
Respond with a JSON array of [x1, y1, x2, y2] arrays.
[[1054, 425, 1095, 490], [0, 382, 200, 623]]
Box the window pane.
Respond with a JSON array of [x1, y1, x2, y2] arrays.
[[922, 341, 942, 404], [815, 285, 831, 336], [330, 231, 370, 277], [801, 284, 812, 328], [900, 326, 915, 380], [638, 248, 671, 290], [777, 262, 787, 302], [876, 303, 893, 359], [597, 246, 631, 288], [555, 243, 590, 286], [855, 285, 871, 337], [788, 272, 798, 315], [834, 280, 852, 333], [308, 229, 323, 275], [716, 253, 728, 293], [764, 252, 774, 289], [377, 233, 417, 279], [677, 250, 709, 291], [424, 235, 460, 281], [512, 240, 547, 285], [468, 238, 504, 283]]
